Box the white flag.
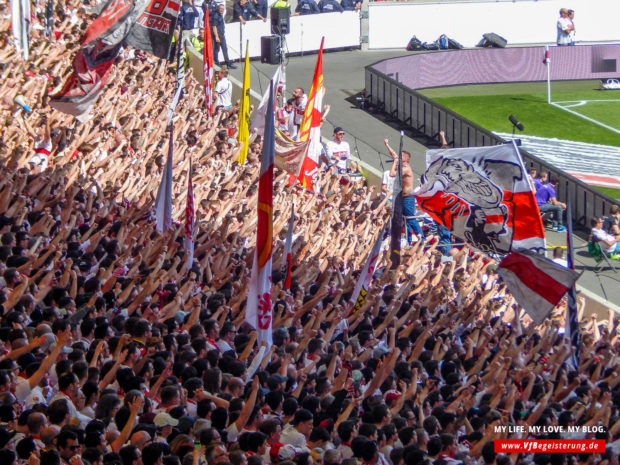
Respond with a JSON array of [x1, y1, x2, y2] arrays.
[[155, 129, 173, 233], [250, 65, 284, 134]]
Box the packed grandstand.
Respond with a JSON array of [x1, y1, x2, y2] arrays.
[[1, 2, 619, 465]]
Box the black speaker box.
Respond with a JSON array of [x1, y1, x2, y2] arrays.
[[270, 7, 290, 35], [261, 35, 280, 64]]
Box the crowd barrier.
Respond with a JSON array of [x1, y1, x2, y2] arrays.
[[365, 48, 620, 227], [368, 0, 620, 49], [216, 11, 361, 62]]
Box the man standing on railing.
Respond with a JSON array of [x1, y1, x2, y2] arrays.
[[211, 4, 236, 68], [385, 138, 424, 243]]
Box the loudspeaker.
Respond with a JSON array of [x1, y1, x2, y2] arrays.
[[261, 35, 280, 64], [270, 7, 290, 35], [477, 32, 507, 48]]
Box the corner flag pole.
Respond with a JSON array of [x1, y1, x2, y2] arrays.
[[545, 45, 551, 104]]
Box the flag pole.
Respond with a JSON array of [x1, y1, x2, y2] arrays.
[[389, 131, 404, 269], [545, 45, 551, 104], [565, 200, 581, 368]]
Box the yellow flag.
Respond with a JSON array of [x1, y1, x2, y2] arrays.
[[237, 41, 251, 164]]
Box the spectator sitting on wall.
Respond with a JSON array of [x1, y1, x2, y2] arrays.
[[340, 0, 361, 10], [294, 0, 320, 15], [319, 0, 343, 13], [232, 0, 266, 23]]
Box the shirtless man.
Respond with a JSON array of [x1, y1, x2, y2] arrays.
[[385, 139, 424, 243]]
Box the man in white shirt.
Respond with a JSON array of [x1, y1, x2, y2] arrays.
[[324, 127, 351, 173], [291, 88, 307, 140], [556, 8, 573, 46], [214, 68, 232, 110], [280, 409, 313, 450], [591, 216, 620, 254]]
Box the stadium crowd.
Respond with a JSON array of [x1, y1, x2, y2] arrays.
[[1, 4, 620, 465]]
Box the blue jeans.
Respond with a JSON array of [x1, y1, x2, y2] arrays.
[[402, 196, 424, 244], [539, 203, 563, 227], [437, 223, 452, 255]]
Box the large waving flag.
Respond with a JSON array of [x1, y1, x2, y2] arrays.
[[237, 41, 251, 164], [296, 38, 325, 191], [282, 203, 295, 289], [125, 0, 181, 58], [350, 225, 385, 313], [185, 155, 195, 268], [50, 42, 122, 118], [274, 129, 309, 177], [415, 141, 544, 255], [203, 10, 214, 116], [498, 249, 579, 325], [155, 128, 174, 233], [246, 83, 275, 348], [250, 66, 284, 134]]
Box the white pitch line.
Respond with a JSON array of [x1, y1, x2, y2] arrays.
[[550, 102, 620, 134], [562, 101, 587, 108], [554, 99, 620, 103]]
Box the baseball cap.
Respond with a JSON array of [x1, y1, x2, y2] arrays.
[[154, 412, 179, 427], [333, 127, 344, 134]]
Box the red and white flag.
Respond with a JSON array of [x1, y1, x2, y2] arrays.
[[246, 83, 275, 347], [185, 155, 194, 268], [498, 249, 579, 325], [296, 38, 325, 191], [415, 141, 545, 255], [203, 10, 214, 116], [155, 128, 174, 232], [250, 65, 284, 135], [282, 203, 295, 290], [543, 45, 550, 64]]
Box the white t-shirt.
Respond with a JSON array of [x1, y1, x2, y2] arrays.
[[293, 95, 307, 125], [382, 170, 395, 193], [325, 140, 351, 171], [215, 77, 232, 108], [592, 227, 617, 253]]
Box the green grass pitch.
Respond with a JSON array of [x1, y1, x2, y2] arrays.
[[420, 80, 620, 147]]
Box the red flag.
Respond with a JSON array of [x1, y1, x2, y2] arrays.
[[203, 10, 214, 116], [296, 38, 325, 191], [185, 156, 194, 267], [246, 83, 275, 347], [498, 249, 579, 325], [543, 45, 550, 64], [282, 203, 295, 289]]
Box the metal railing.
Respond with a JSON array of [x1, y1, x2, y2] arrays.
[[365, 64, 620, 228]]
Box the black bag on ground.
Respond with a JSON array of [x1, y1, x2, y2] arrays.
[[477, 32, 507, 48], [447, 37, 464, 49], [406, 36, 423, 51]]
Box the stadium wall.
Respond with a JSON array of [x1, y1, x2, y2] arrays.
[[215, 11, 360, 62], [368, 0, 620, 49]]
